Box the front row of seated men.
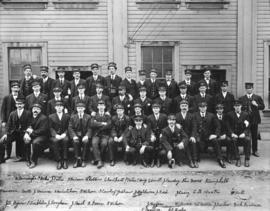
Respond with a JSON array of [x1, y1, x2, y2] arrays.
[[0, 95, 251, 170]]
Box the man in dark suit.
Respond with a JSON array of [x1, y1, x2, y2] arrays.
[[105, 62, 122, 100], [215, 81, 235, 114], [175, 100, 198, 168], [91, 100, 111, 169], [89, 83, 111, 117], [54, 66, 70, 99], [120, 66, 137, 100], [163, 70, 179, 99], [198, 68, 219, 96], [239, 82, 265, 157], [23, 103, 49, 168], [86, 63, 107, 97], [108, 104, 131, 166], [131, 103, 148, 127], [134, 86, 153, 116], [160, 114, 191, 168], [125, 115, 153, 167], [68, 102, 92, 168], [39, 66, 55, 100], [145, 68, 160, 100], [147, 102, 168, 167], [193, 102, 226, 168], [49, 101, 70, 170], [70, 68, 86, 98], [1, 81, 21, 159], [155, 86, 172, 115], [173, 83, 195, 113], [47, 87, 69, 115], [226, 100, 251, 167], [71, 83, 91, 114], [137, 70, 147, 90], [193, 82, 214, 113], [111, 85, 133, 116], [179, 69, 197, 96], [19, 64, 35, 97], [25, 81, 48, 114], [0, 97, 31, 163]]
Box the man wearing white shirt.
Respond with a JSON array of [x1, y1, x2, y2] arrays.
[[70, 68, 86, 98]]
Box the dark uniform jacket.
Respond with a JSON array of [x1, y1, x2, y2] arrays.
[[89, 94, 111, 114], [134, 97, 152, 116], [145, 79, 160, 100], [112, 95, 133, 116], [25, 92, 48, 113], [54, 78, 70, 98], [215, 113, 229, 136], [137, 80, 147, 90], [131, 114, 148, 127], [173, 94, 195, 113], [147, 113, 168, 137], [40, 77, 56, 100], [28, 113, 49, 139], [215, 92, 235, 114], [105, 75, 122, 99], [198, 78, 219, 96], [71, 95, 91, 114], [19, 77, 35, 97], [70, 79, 86, 98], [111, 115, 131, 137], [179, 80, 197, 96], [175, 112, 196, 138], [91, 113, 111, 137], [163, 80, 179, 99], [126, 126, 151, 149], [193, 111, 220, 138], [155, 97, 172, 115], [193, 93, 214, 113], [86, 75, 107, 97], [239, 94, 265, 125], [160, 126, 188, 151], [49, 113, 70, 137], [6, 109, 31, 135], [47, 98, 70, 115], [120, 78, 138, 99], [1, 94, 17, 123], [226, 111, 250, 136], [68, 113, 92, 138]]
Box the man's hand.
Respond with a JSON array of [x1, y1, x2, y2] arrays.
[[150, 134, 156, 142], [23, 133, 31, 144], [73, 136, 79, 141], [55, 134, 62, 140], [114, 137, 118, 142], [118, 136, 123, 142], [1, 122, 6, 128], [252, 100, 258, 107], [26, 127, 33, 134], [140, 145, 146, 154], [128, 94, 133, 101], [239, 133, 245, 138], [105, 111, 111, 116], [209, 134, 217, 140], [176, 124, 182, 129], [232, 133, 238, 138], [101, 122, 107, 126], [220, 134, 226, 140], [91, 111, 96, 117], [82, 136, 88, 142], [128, 126, 133, 130], [244, 120, 249, 128], [190, 137, 196, 143], [167, 151, 172, 160], [61, 133, 67, 139], [178, 142, 184, 150], [143, 124, 148, 128], [125, 145, 130, 152], [0, 135, 7, 144]]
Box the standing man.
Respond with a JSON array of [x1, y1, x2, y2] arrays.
[[193, 82, 214, 113], [70, 68, 86, 98], [86, 63, 107, 97], [239, 82, 265, 157], [39, 66, 55, 100], [198, 68, 219, 96], [145, 68, 160, 100], [68, 102, 92, 168], [137, 70, 147, 90], [105, 62, 122, 100], [226, 100, 251, 167], [134, 86, 153, 116], [173, 83, 195, 113], [23, 103, 49, 168], [120, 66, 137, 100], [19, 64, 35, 97], [54, 66, 70, 100], [49, 101, 70, 170], [163, 70, 179, 99], [215, 81, 235, 114], [154, 86, 172, 115], [91, 100, 111, 169], [47, 87, 69, 115], [179, 69, 197, 96]]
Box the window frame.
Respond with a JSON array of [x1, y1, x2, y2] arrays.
[[263, 41, 270, 110]]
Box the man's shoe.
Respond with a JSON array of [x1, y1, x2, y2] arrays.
[[142, 160, 148, 168], [26, 161, 31, 167], [244, 159, 250, 167], [177, 161, 183, 167], [29, 162, 36, 169], [150, 160, 155, 168], [81, 160, 86, 168], [14, 157, 25, 162], [168, 159, 175, 169], [125, 160, 130, 166], [132, 160, 137, 166], [193, 161, 199, 168], [189, 161, 195, 168], [0, 159, 6, 164], [236, 159, 241, 167], [110, 160, 115, 166], [73, 159, 80, 168], [63, 160, 68, 169], [57, 161, 62, 170], [4, 156, 10, 161], [218, 159, 226, 168], [91, 160, 97, 165], [156, 159, 161, 168], [97, 161, 103, 169], [253, 152, 260, 157]]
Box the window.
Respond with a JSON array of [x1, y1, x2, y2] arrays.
[[136, 0, 181, 10], [141, 46, 174, 78], [52, 0, 99, 10], [185, 0, 230, 10], [263, 41, 270, 110], [1, 0, 48, 10]]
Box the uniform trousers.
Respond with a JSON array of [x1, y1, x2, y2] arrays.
[[250, 124, 258, 153], [108, 136, 127, 161], [25, 136, 48, 163], [72, 136, 89, 161], [231, 137, 251, 160], [92, 135, 109, 162], [50, 136, 69, 161]]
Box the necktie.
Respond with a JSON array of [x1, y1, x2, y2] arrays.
[[60, 79, 63, 86]]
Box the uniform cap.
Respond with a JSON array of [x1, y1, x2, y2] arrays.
[[76, 102, 86, 108], [40, 66, 48, 72], [91, 63, 99, 69], [53, 87, 62, 92], [198, 101, 207, 107], [168, 114, 176, 120], [125, 66, 132, 72], [32, 103, 42, 109], [245, 82, 254, 89], [11, 81, 20, 88], [55, 101, 64, 107]]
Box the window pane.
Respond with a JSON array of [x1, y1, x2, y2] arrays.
[[31, 48, 42, 64], [163, 63, 173, 73], [143, 63, 153, 77], [153, 47, 162, 63], [153, 64, 162, 78], [142, 47, 152, 63], [163, 47, 173, 63]]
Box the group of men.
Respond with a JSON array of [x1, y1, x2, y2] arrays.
[[0, 62, 265, 170]]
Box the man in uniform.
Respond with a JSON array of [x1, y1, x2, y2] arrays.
[[105, 62, 122, 100], [198, 68, 219, 96], [131, 103, 148, 127], [19, 64, 35, 97], [49, 101, 70, 170], [70, 68, 86, 98], [71, 83, 91, 114], [173, 83, 195, 113], [54, 66, 70, 100], [91, 100, 111, 169], [23, 103, 49, 168], [239, 82, 265, 157], [68, 102, 92, 168], [215, 81, 235, 114], [108, 104, 131, 166], [193, 82, 214, 113], [145, 68, 160, 100], [160, 114, 191, 168], [89, 83, 111, 117], [39, 66, 55, 100], [147, 102, 168, 167], [0, 97, 31, 163], [226, 100, 251, 167], [25, 81, 48, 114], [163, 70, 179, 99], [175, 100, 198, 168], [86, 63, 107, 97], [137, 70, 147, 90], [192, 102, 226, 168], [179, 69, 197, 96], [134, 86, 152, 116], [154, 86, 172, 115], [120, 66, 137, 100], [47, 87, 69, 115], [125, 115, 153, 167]]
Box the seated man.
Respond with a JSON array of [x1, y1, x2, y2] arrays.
[[226, 100, 251, 167], [23, 103, 49, 168], [91, 100, 111, 169], [49, 101, 70, 170], [125, 115, 153, 167], [108, 104, 131, 166], [68, 102, 92, 168], [71, 83, 91, 114], [160, 114, 191, 168], [131, 103, 148, 127], [47, 87, 69, 115], [192, 102, 226, 168], [0, 97, 31, 163]]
